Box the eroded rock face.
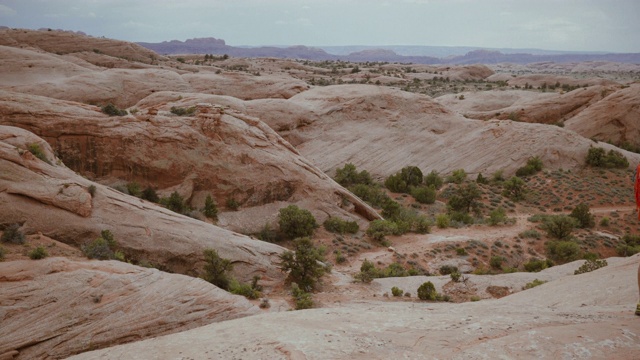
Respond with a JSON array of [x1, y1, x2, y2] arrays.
[[0, 125, 287, 282], [0, 257, 260, 360]]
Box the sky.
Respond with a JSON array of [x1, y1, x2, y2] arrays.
[[1, 0, 639, 53]]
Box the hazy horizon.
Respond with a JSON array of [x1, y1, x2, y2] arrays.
[[1, 0, 639, 53]]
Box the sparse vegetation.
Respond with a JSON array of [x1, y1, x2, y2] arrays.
[[585, 147, 629, 168], [546, 240, 581, 263], [170, 106, 197, 116], [82, 230, 117, 260], [574, 259, 607, 275], [616, 234, 640, 256], [1, 224, 25, 244], [101, 103, 127, 116], [542, 215, 578, 239], [141, 186, 159, 203], [523, 279, 547, 290], [503, 176, 526, 201], [447, 169, 467, 184], [202, 248, 233, 290], [29, 246, 48, 260], [0, 245, 5, 261], [515, 156, 543, 177], [291, 283, 314, 310], [278, 205, 318, 239], [323, 217, 359, 234], [523, 258, 553, 272], [88, 185, 96, 197], [278, 237, 327, 291]]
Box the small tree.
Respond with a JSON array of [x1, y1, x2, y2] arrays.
[[411, 186, 436, 204], [424, 170, 444, 189], [278, 237, 326, 291], [141, 187, 159, 203], [542, 215, 578, 239], [203, 194, 218, 219], [334, 163, 372, 187], [417, 281, 437, 300], [448, 183, 481, 213], [165, 191, 186, 214], [569, 203, 594, 228], [202, 248, 233, 290], [447, 169, 467, 184], [278, 205, 318, 239], [503, 176, 526, 201], [546, 240, 581, 263], [1, 224, 25, 244]]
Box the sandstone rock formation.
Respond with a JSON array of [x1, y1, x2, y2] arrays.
[[244, 85, 640, 178], [0, 125, 287, 281], [0, 257, 259, 359], [68, 255, 640, 359]]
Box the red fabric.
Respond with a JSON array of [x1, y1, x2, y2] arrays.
[[636, 164, 640, 220]]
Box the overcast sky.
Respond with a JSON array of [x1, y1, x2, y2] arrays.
[[1, 0, 639, 52]]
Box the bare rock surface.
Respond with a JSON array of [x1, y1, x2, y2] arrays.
[[0, 125, 287, 282], [0, 257, 259, 360], [245, 84, 640, 178], [68, 254, 640, 359]]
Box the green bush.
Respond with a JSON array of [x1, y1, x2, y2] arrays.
[[1, 224, 25, 244], [574, 259, 607, 275], [88, 185, 96, 197], [101, 103, 127, 116], [228, 278, 261, 299], [0, 245, 5, 261], [385, 166, 423, 193], [349, 183, 391, 208], [569, 203, 594, 229], [490, 256, 504, 269], [170, 106, 197, 116], [141, 187, 159, 203], [476, 173, 488, 184], [391, 286, 404, 297], [414, 216, 431, 234], [161, 191, 187, 214], [126, 182, 141, 197], [417, 281, 437, 301], [278, 205, 318, 239], [446, 169, 467, 184], [366, 219, 398, 242], [519, 229, 541, 239], [436, 213, 450, 228], [523, 279, 547, 290], [202, 248, 233, 290], [82, 235, 116, 260], [456, 247, 467, 256], [439, 265, 458, 275], [334, 163, 373, 187], [323, 217, 359, 234], [424, 170, 444, 189], [291, 283, 314, 310], [27, 143, 51, 164], [616, 234, 640, 256], [487, 207, 507, 226], [226, 198, 239, 210], [503, 176, 526, 201], [278, 237, 326, 291], [599, 217, 610, 227], [411, 186, 436, 204], [334, 250, 346, 264], [448, 183, 481, 213], [354, 259, 378, 283], [585, 147, 629, 168], [542, 215, 578, 239], [515, 156, 543, 177], [450, 271, 461, 282], [523, 258, 553, 272], [203, 194, 218, 219], [546, 240, 581, 263], [257, 223, 279, 243], [29, 246, 48, 260]]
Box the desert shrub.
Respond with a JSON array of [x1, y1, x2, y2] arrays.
[[141, 187, 159, 203], [1, 224, 25, 244], [476, 173, 488, 184], [126, 182, 141, 197], [366, 219, 398, 242], [354, 259, 378, 283], [323, 217, 359, 234], [439, 265, 458, 275], [502, 176, 526, 201], [542, 215, 578, 239], [226, 198, 239, 210], [334, 163, 372, 187], [519, 229, 541, 239], [385, 166, 423, 193], [391, 286, 404, 297], [349, 183, 391, 208], [546, 240, 581, 263], [574, 259, 608, 275], [523, 279, 547, 290], [82, 230, 117, 260], [599, 217, 610, 227], [616, 234, 640, 256], [170, 106, 196, 116], [291, 283, 313, 310], [259, 298, 271, 309], [411, 186, 436, 204], [450, 211, 474, 225], [424, 170, 444, 189], [29, 246, 48, 260], [228, 278, 261, 299], [585, 147, 629, 168], [456, 247, 467, 256], [278, 237, 326, 291], [88, 185, 96, 197], [0, 246, 5, 261], [202, 248, 233, 290], [101, 103, 127, 116], [492, 170, 505, 182], [257, 223, 279, 243], [448, 183, 481, 213], [569, 203, 594, 228], [414, 216, 431, 234], [417, 281, 437, 301], [203, 194, 218, 219], [381, 262, 410, 277], [515, 156, 543, 177], [27, 143, 51, 164], [450, 271, 461, 282], [436, 213, 450, 228], [523, 258, 553, 272], [334, 250, 346, 264], [490, 256, 505, 269], [446, 169, 467, 184], [161, 191, 187, 214], [278, 205, 318, 239], [487, 207, 507, 226]]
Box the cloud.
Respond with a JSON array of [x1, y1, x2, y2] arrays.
[[0, 4, 17, 17]]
